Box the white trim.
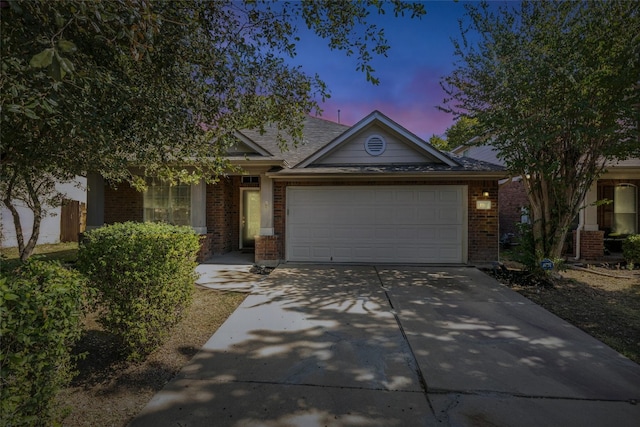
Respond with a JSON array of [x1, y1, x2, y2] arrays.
[[232, 131, 273, 156], [239, 187, 261, 249], [296, 111, 459, 168]]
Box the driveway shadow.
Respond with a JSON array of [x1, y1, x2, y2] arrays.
[[131, 265, 434, 426], [130, 265, 640, 427]]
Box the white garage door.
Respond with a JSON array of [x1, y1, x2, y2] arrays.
[[286, 186, 467, 263]]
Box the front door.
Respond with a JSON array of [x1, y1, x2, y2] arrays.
[[241, 189, 260, 249]]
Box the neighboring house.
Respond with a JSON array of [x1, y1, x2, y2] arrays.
[[452, 144, 640, 260], [1, 177, 87, 248], [86, 111, 505, 265]]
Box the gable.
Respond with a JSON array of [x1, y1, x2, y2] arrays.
[[226, 133, 272, 157], [297, 110, 457, 168], [314, 124, 441, 165]]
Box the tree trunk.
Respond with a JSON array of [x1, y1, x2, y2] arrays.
[[20, 175, 43, 262]]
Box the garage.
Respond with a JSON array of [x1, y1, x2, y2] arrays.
[[286, 185, 467, 263]]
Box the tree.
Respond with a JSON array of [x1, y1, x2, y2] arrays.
[[1, 0, 425, 261], [441, 0, 640, 268], [445, 116, 479, 149], [428, 134, 449, 151]]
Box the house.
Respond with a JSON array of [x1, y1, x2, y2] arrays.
[[452, 144, 640, 260], [86, 111, 505, 265], [1, 177, 86, 248]]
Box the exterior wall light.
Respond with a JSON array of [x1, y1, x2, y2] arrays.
[[476, 200, 492, 210]]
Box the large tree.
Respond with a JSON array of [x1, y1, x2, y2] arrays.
[[1, 0, 425, 261], [442, 0, 640, 267]]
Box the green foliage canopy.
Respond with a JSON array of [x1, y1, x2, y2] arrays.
[[442, 0, 640, 263], [0, 0, 425, 260]]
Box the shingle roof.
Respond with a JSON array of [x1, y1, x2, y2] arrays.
[[237, 116, 349, 167], [236, 114, 506, 176]]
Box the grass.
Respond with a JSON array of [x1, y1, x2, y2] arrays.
[[1, 241, 79, 270]]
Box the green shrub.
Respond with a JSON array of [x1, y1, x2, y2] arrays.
[[510, 221, 565, 273], [0, 260, 87, 426], [622, 234, 640, 268], [76, 222, 199, 361]]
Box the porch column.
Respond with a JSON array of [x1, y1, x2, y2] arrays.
[[85, 172, 104, 231], [583, 185, 599, 231], [259, 174, 274, 235], [191, 178, 207, 234]]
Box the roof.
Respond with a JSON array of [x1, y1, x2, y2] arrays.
[[232, 112, 506, 178], [235, 116, 349, 167]]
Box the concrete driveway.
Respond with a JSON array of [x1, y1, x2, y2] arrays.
[[130, 265, 640, 426]]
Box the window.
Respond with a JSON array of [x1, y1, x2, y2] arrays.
[[241, 176, 259, 184], [613, 184, 637, 235], [143, 180, 191, 226]]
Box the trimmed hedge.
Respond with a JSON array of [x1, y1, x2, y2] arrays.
[[622, 234, 640, 268], [77, 222, 200, 361], [0, 260, 87, 426]]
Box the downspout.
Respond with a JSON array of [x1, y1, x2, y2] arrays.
[[574, 199, 585, 261]]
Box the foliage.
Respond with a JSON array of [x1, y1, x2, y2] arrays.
[[1, 0, 425, 260], [76, 222, 200, 361], [441, 0, 640, 268], [0, 260, 88, 426], [622, 234, 640, 268], [444, 116, 479, 149], [428, 134, 449, 151]]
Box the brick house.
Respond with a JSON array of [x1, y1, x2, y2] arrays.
[[452, 144, 640, 261], [86, 111, 505, 265]]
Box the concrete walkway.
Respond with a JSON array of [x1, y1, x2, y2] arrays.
[[131, 265, 640, 426]]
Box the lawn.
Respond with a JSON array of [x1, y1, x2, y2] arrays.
[[1, 241, 79, 269]]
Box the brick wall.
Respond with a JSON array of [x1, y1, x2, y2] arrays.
[[206, 177, 235, 254], [499, 179, 529, 236], [572, 230, 605, 261], [104, 182, 143, 224], [273, 180, 500, 264], [255, 235, 281, 266], [468, 180, 500, 262], [204, 176, 259, 255]]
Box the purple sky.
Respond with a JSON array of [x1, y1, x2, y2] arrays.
[[289, 1, 483, 140]]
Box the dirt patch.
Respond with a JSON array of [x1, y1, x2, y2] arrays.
[[57, 287, 246, 427], [485, 263, 640, 364]]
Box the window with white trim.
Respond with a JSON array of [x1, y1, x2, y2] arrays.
[[143, 180, 191, 226], [613, 183, 637, 235]]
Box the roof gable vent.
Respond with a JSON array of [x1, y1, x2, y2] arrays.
[[365, 135, 386, 156]]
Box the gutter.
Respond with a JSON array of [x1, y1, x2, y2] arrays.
[[266, 171, 507, 180], [575, 199, 585, 261]]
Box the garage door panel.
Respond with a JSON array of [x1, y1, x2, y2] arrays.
[[287, 186, 465, 263]]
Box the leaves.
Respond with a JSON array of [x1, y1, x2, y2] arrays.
[[442, 0, 640, 263], [2, 0, 424, 259], [29, 48, 54, 68], [57, 39, 77, 53]]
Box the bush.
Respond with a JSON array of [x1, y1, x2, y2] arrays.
[[0, 260, 88, 426], [622, 234, 640, 268], [77, 222, 200, 361]]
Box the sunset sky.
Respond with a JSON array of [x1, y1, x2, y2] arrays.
[[290, 1, 479, 140]]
